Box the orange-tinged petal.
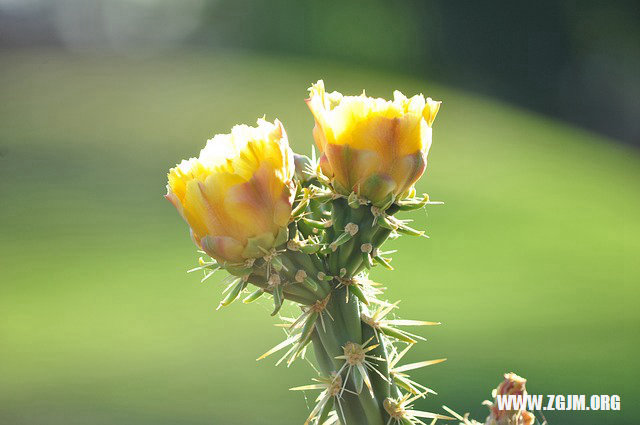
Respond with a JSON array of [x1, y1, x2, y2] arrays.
[[201, 235, 245, 264], [389, 151, 426, 197]]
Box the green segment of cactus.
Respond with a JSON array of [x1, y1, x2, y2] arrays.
[[204, 179, 448, 425]]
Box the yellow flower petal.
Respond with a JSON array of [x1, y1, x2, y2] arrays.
[[166, 118, 295, 263], [306, 80, 440, 206]]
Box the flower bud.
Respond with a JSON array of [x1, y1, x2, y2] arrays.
[[166, 118, 295, 264], [306, 80, 440, 207], [485, 373, 535, 425], [293, 153, 314, 183]]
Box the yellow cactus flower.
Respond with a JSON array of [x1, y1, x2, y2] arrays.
[[306, 80, 441, 207], [165, 118, 295, 264]]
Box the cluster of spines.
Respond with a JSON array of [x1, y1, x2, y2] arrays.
[[191, 158, 450, 425]]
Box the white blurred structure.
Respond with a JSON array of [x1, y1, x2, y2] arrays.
[[0, 0, 207, 54]]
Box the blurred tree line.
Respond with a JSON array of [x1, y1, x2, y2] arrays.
[[1, 0, 638, 144], [198, 0, 639, 144]]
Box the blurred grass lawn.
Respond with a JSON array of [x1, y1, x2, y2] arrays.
[[1, 50, 638, 425]]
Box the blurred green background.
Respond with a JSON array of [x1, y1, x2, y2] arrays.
[[1, 2, 639, 425]]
